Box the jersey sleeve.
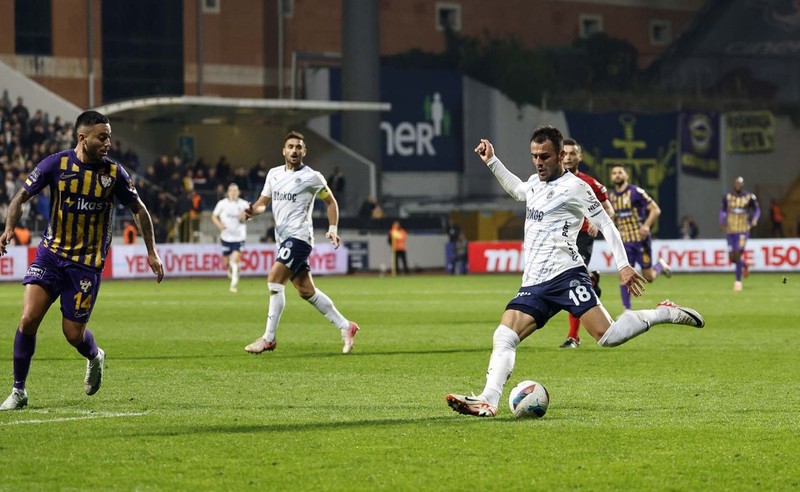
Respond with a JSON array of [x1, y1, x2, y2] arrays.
[[635, 186, 653, 206], [23, 154, 59, 196], [311, 170, 329, 197], [212, 200, 224, 217], [261, 170, 273, 197], [576, 181, 605, 221], [486, 156, 526, 201], [112, 163, 139, 206], [589, 177, 609, 201]]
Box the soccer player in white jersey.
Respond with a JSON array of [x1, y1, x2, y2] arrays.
[[446, 126, 705, 417], [241, 131, 359, 354], [211, 183, 250, 293]]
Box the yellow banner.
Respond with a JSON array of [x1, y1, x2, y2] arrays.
[[725, 110, 774, 153]]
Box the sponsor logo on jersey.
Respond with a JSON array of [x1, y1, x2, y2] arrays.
[[526, 207, 544, 221], [26, 265, 45, 279], [66, 197, 106, 211], [273, 191, 298, 202]]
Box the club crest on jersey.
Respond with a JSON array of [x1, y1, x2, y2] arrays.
[[547, 190, 555, 199], [295, 178, 301, 184], [569, 279, 581, 288], [80, 278, 93, 293], [99, 175, 113, 188]]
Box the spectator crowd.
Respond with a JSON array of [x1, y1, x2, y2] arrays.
[[1, 89, 272, 243]]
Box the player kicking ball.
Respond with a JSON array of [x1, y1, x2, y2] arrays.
[[446, 127, 704, 417]]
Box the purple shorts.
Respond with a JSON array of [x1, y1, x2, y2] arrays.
[[505, 267, 600, 329], [727, 233, 748, 254], [23, 246, 102, 323], [624, 237, 654, 270]]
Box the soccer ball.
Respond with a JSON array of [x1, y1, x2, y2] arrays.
[[508, 380, 549, 418]]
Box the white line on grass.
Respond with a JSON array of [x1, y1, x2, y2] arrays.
[[0, 410, 146, 426]]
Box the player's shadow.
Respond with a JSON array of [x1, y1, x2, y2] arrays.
[[124, 414, 510, 437]]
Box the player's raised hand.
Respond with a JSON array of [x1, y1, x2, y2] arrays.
[[474, 139, 495, 163], [619, 265, 646, 297]]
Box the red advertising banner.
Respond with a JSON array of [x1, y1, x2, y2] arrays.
[[0, 243, 349, 282], [468, 239, 800, 274]]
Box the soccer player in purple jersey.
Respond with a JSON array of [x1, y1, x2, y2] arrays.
[[608, 165, 672, 311], [720, 176, 760, 291], [0, 111, 164, 411]]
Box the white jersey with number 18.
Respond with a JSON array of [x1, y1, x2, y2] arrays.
[[486, 156, 626, 287]]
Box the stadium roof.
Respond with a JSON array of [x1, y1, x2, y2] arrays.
[[92, 95, 390, 126]]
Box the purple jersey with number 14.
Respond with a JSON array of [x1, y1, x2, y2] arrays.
[[23, 149, 139, 271]]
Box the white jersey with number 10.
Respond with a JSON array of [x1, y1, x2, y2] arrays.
[[261, 164, 327, 246]]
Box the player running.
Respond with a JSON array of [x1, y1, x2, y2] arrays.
[[242, 131, 359, 354]]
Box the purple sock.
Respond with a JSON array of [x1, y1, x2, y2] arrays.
[[13, 330, 37, 390], [735, 261, 743, 281], [654, 262, 663, 275], [620, 285, 631, 310], [75, 329, 99, 360]]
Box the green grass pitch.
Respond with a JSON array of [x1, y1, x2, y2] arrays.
[[0, 272, 798, 490]]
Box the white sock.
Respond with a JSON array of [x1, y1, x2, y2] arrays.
[[480, 325, 520, 407], [230, 263, 240, 289], [262, 283, 285, 342], [307, 289, 349, 330], [597, 308, 670, 347]]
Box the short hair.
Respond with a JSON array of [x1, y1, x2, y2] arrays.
[[531, 125, 564, 154], [284, 131, 305, 144], [75, 110, 109, 130], [563, 138, 581, 153]]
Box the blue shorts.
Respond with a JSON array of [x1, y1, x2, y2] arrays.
[[276, 237, 312, 279], [22, 246, 102, 323], [505, 267, 600, 329], [624, 237, 653, 270], [221, 240, 244, 256]]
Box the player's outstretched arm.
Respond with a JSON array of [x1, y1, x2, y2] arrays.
[[129, 198, 164, 283], [0, 189, 33, 256]]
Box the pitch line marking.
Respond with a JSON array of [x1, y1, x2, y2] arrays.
[[0, 410, 146, 426]]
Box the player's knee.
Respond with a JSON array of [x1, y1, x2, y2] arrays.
[[18, 314, 43, 333], [298, 287, 316, 299]]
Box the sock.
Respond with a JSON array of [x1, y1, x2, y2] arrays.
[[654, 262, 663, 275], [480, 325, 520, 407], [230, 263, 240, 289], [306, 290, 349, 330], [567, 314, 580, 340], [598, 308, 671, 347], [12, 330, 36, 390], [735, 260, 743, 281], [262, 283, 285, 342], [620, 285, 632, 310], [74, 328, 99, 360]]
